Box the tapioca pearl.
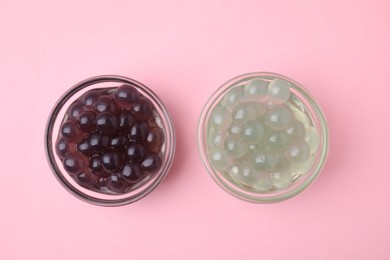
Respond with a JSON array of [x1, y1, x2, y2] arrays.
[[254, 103, 268, 117], [120, 162, 143, 183], [141, 153, 162, 174], [106, 174, 129, 193], [231, 102, 257, 125], [290, 154, 315, 176], [208, 129, 227, 148], [209, 147, 232, 171], [118, 110, 135, 134], [132, 97, 153, 120], [95, 177, 108, 191], [241, 120, 265, 144], [68, 100, 85, 120], [267, 78, 291, 104], [89, 155, 107, 176], [110, 135, 129, 150], [114, 84, 139, 109], [88, 133, 110, 153], [101, 151, 124, 173], [265, 106, 292, 130], [95, 111, 119, 134], [305, 127, 320, 153], [224, 134, 249, 159], [222, 86, 245, 109], [229, 124, 241, 135], [227, 165, 240, 182], [252, 172, 273, 192], [82, 89, 101, 110], [60, 120, 86, 142], [55, 137, 76, 159], [95, 95, 118, 113], [126, 143, 147, 163], [77, 111, 97, 134], [286, 120, 306, 140], [74, 170, 99, 189], [275, 153, 290, 170], [252, 149, 277, 172], [244, 78, 269, 101], [63, 152, 89, 175], [285, 141, 310, 163], [130, 122, 148, 141], [209, 106, 231, 131], [237, 163, 262, 186], [77, 138, 93, 156], [272, 169, 292, 189], [146, 127, 165, 152], [263, 130, 291, 152]]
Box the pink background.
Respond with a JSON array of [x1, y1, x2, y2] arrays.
[[1, 0, 389, 259]]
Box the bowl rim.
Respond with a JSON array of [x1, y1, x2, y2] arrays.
[[197, 72, 329, 203], [45, 75, 176, 206]]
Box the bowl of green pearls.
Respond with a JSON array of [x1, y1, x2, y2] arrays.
[[197, 72, 329, 203]]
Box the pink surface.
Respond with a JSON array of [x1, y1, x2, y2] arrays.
[[1, 0, 389, 259]]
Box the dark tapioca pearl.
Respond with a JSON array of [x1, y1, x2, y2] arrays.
[[126, 143, 146, 163], [106, 174, 129, 193], [130, 122, 148, 141], [110, 135, 129, 150], [77, 138, 93, 156], [94, 95, 118, 113], [141, 153, 162, 174], [95, 177, 109, 192], [146, 116, 157, 128], [88, 133, 110, 153], [114, 84, 139, 109], [55, 137, 76, 159], [77, 111, 97, 133], [74, 170, 98, 189], [89, 155, 107, 176], [68, 100, 85, 120], [146, 127, 165, 152], [95, 111, 119, 134], [60, 120, 85, 142], [62, 152, 89, 175], [120, 162, 143, 183], [131, 97, 153, 120], [101, 151, 124, 173], [82, 89, 101, 110], [118, 110, 135, 134]]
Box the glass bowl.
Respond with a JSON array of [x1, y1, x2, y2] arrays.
[[197, 72, 329, 203], [45, 75, 175, 206]]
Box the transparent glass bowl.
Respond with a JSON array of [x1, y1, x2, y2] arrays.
[[45, 75, 175, 206], [197, 72, 329, 203]]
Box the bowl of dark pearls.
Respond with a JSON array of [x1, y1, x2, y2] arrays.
[[45, 75, 175, 206]]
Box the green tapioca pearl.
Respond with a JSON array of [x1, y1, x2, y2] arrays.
[[285, 141, 310, 163], [241, 120, 265, 144], [209, 146, 232, 171], [267, 78, 291, 104], [252, 172, 273, 192], [263, 130, 291, 152], [286, 120, 306, 140], [222, 86, 245, 110], [209, 106, 231, 131], [290, 154, 315, 176], [231, 102, 257, 125], [244, 78, 269, 102], [224, 134, 249, 159], [251, 149, 277, 172], [208, 130, 227, 148], [271, 169, 292, 189], [265, 106, 293, 130]]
